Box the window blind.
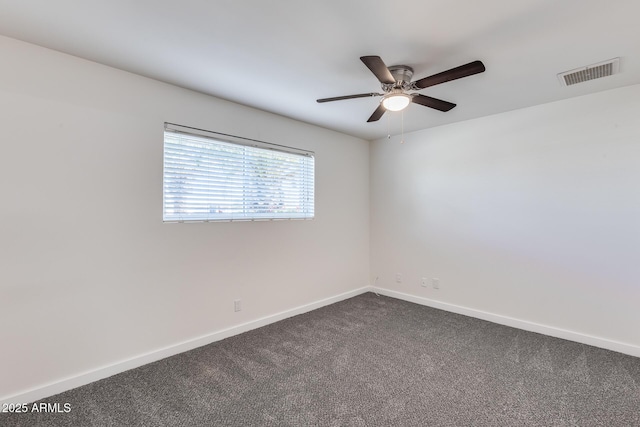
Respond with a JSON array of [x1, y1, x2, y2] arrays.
[[163, 128, 315, 222]]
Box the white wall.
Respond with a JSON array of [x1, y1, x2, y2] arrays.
[[371, 84, 640, 353], [0, 35, 370, 402]]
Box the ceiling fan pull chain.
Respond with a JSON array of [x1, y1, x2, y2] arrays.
[[400, 110, 405, 144]]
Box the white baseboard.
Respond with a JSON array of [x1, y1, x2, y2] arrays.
[[372, 287, 640, 358], [0, 286, 370, 406], [4, 285, 638, 405]]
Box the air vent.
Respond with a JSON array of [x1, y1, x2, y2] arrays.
[[558, 58, 619, 86]]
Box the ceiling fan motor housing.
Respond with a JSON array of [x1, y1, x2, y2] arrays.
[[386, 65, 414, 91]]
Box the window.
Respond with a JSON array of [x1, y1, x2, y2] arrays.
[[163, 124, 315, 222]]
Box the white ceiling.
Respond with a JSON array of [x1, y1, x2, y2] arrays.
[[0, 0, 639, 140]]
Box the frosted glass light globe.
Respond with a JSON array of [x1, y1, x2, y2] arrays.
[[382, 94, 411, 111]]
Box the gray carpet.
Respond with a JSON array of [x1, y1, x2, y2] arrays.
[[2, 293, 639, 426]]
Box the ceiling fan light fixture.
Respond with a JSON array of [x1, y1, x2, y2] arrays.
[[382, 93, 411, 111], [317, 56, 486, 123]]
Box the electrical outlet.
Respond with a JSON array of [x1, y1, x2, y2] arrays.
[[396, 273, 402, 283], [234, 299, 242, 312], [421, 277, 428, 287], [432, 278, 440, 290]]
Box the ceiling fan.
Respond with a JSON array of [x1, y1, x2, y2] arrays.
[[317, 56, 486, 122]]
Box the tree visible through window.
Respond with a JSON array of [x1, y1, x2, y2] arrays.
[[163, 127, 314, 222]]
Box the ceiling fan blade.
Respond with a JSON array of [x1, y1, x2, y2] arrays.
[[413, 60, 486, 89], [367, 104, 386, 122], [360, 56, 396, 85], [316, 93, 382, 103], [411, 94, 456, 111]]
